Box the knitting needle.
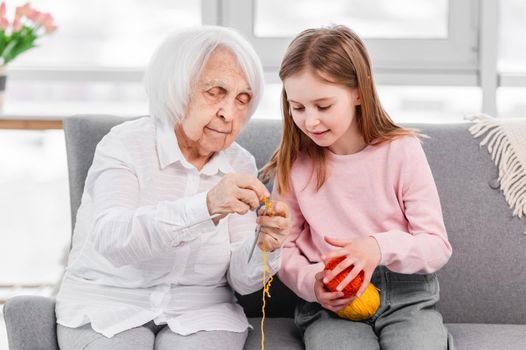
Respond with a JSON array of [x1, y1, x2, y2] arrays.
[[247, 202, 268, 262], [247, 168, 270, 261], [178, 213, 223, 230], [169, 213, 222, 247], [248, 219, 264, 263]]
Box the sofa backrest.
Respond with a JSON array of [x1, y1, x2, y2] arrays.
[[63, 115, 526, 324]]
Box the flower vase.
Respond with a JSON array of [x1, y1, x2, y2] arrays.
[[0, 65, 6, 112]]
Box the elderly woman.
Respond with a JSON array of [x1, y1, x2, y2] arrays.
[[55, 26, 290, 350]]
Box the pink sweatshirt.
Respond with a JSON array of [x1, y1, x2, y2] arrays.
[[275, 136, 452, 302]]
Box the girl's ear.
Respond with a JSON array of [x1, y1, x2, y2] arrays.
[[354, 91, 361, 106]]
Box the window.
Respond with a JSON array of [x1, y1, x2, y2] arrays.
[[499, 0, 526, 73], [498, 0, 526, 118], [10, 0, 202, 68], [254, 0, 449, 39], [498, 87, 526, 118], [7, 0, 519, 120], [5, 0, 525, 120], [5, 80, 148, 117], [0, 130, 70, 285], [254, 83, 481, 123], [224, 0, 478, 87], [248, 0, 481, 122]]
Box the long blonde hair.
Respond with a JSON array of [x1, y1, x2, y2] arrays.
[[261, 25, 417, 194]]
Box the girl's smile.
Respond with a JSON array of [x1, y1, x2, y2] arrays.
[[308, 129, 330, 139]]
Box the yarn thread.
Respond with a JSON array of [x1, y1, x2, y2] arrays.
[[260, 197, 273, 350], [261, 245, 273, 350]]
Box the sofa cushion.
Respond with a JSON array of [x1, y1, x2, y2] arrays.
[[245, 318, 303, 350], [411, 123, 526, 324], [244, 319, 526, 350], [446, 323, 526, 350]]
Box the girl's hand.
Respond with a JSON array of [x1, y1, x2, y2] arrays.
[[314, 271, 354, 312], [256, 201, 291, 252], [322, 235, 381, 298]]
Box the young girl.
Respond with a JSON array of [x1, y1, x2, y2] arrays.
[[263, 25, 453, 349]]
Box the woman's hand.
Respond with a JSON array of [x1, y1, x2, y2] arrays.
[[207, 173, 269, 223], [314, 271, 354, 312], [256, 200, 291, 252], [321, 236, 381, 298]]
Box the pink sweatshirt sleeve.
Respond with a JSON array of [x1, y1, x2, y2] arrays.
[[371, 138, 452, 273], [274, 182, 324, 302]]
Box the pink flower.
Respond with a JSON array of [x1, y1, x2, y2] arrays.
[[15, 3, 31, 20], [12, 18, 21, 32], [44, 22, 57, 34], [0, 2, 57, 64], [47, 26, 57, 34], [0, 1, 9, 31], [35, 13, 45, 25], [0, 2, 6, 31], [35, 12, 57, 33], [27, 9, 41, 22], [0, 17, 7, 31]]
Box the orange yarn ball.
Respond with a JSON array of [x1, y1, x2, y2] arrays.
[[324, 257, 364, 297]]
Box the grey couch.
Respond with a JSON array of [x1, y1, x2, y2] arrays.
[[4, 115, 526, 350]]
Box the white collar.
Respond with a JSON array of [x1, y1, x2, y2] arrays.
[[155, 124, 235, 175]]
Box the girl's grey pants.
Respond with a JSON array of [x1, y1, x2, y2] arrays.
[[295, 266, 455, 350]]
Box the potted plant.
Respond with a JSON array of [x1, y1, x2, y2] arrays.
[[0, 2, 57, 110]]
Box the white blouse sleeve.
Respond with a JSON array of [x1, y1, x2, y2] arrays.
[[87, 134, 216, 267]]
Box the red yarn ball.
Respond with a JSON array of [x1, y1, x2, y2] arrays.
[[324, 257, 364, 298]]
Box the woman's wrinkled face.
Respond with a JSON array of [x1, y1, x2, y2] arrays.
[[180, 47, 253, 157]]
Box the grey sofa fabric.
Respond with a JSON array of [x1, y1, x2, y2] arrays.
[[3, 295, 59, 350], [447, 323, 526, 350], [415, 124, 526, 325], [4, 115, 526, 349]]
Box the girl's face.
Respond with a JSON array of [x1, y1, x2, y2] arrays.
[[283, 70, 362, 155]]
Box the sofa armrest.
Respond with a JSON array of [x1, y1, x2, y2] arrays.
[[3, 296, 59, 350]]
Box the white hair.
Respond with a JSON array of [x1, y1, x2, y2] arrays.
[[144, 26, 264, 127]]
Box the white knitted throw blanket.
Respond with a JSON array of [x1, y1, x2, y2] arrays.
[[468, 114, 526, 218]]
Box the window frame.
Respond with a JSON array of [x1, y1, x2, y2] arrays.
[[222, 0, 479, 85], [4, 0, 523, 119]]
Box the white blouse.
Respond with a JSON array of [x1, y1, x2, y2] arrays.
[[55, 116, 281, 338]]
